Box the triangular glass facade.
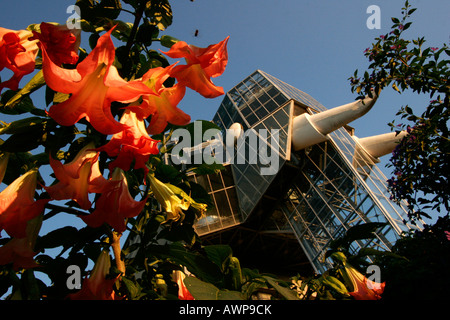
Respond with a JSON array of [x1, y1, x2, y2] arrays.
[[195, 70, 422, 273]]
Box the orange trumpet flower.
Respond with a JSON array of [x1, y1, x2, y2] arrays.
[[81, 168, 147, 233], [0, 169, 48, 238], [45, 143, 113, 210], [162, 36, 229, 98], [0, 27, 39, 92], [42, 27, 150, 134]]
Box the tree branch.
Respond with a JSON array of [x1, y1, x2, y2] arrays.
[[44, 203, 90, 220], [124, 1, 147, 55]]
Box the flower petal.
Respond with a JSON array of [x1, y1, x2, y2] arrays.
[[0, 169, 48, 238], [82, 169, 147, 232], [43, 28, 149, 135]]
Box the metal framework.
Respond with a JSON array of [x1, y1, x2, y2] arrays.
[[191, 70, 422, 273]]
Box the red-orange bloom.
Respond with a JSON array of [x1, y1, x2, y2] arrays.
[[42, 27, 151, 134], [129, 64, 190, 134], [45, 143, 113, 210], [68, 250, 121, 300], [162, 36, 229, 98], [97, 109, 159, 173], [81, 168, 147, 233], [172, 270, 195, 300], [344, 262, 385, 300], [31, 22, 80, 66], [0, 27, 39, 92], [0, 169, 48, 238], [0, 215, 42, 271]]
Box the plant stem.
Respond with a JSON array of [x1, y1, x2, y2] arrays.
[[124, 1, 147, 55], [44, 203, 90, 220], [111, 231, 126, 276]]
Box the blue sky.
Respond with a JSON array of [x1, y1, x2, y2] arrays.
[[1, 0, 449, 227], [2, 0, 449, 159]]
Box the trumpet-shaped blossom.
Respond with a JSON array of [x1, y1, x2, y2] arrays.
[[344, 262, 385, 300], [45, 143, 113, 210], [0, 169, 49, 238], [172, 270, 194, 300], [148, 174, 190, 223], [129, 64, 190, 134], [81, 168, 147, 233], [31, 22, 80, 66], [162, 36, 229, 98], [0, 215, 42, 270], [42, 27, 151, 134], [97, 109, 159, 173], [68, 250, 121, 300], [0, 27, 39, 92]]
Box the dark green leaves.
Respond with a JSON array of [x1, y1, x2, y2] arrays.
[[184, 276, 243, 300], [350, 0, 450, 221], [0, 117, 47, 153], [75, 0, 122, 22], [148, 242, 224, 286], [0, 70, 46, 115], [327, 222, 388, 256], [144, 0, 173, 31]]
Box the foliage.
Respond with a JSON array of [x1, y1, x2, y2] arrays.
[[374, 215, 450, 299], [0, 0, 237, 300], [349, 0, 450, 222], [1, 0, 448, 301]]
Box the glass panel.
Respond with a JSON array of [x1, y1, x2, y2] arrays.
[[263, 99, 279, 113], [273, 93, 288, 106], [266, 86, 279, 98], [195, 175, 211, 193], [254, 106, 269, 119], [208, 172, 223, 191], [221, 166, 234, 187], [226, 187, 240, 216], [273, 108, 289, 126], [262, 116, 279, 130], [240, 105, 252, 117], [258, 92, 270, 104], [245, 112, 258, 126], [214, 190, 232, 217]]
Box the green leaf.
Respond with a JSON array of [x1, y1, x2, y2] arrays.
[[329, 222, 388, 252], [36, 226, 80, 250], [263, 276, 300, 300], [136, 22, 158, 47], [0, 90, 37, 115], [321, 275, 349, 296], [0, 118, 47, 153], [121, 276, 143, 299], [160, 35, 179, 48], [4, 70, 46, 109], [0, 117, 45, 135], [147, 242, 224, 286], [204, 245, 233, 272], [392, 83, 401, 93], [75, 0, 122, 22], [145, 0, 173, 31], [346, 222, 387, 241], [356, 247, 408, 261], [183, 276, 243, 300]]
